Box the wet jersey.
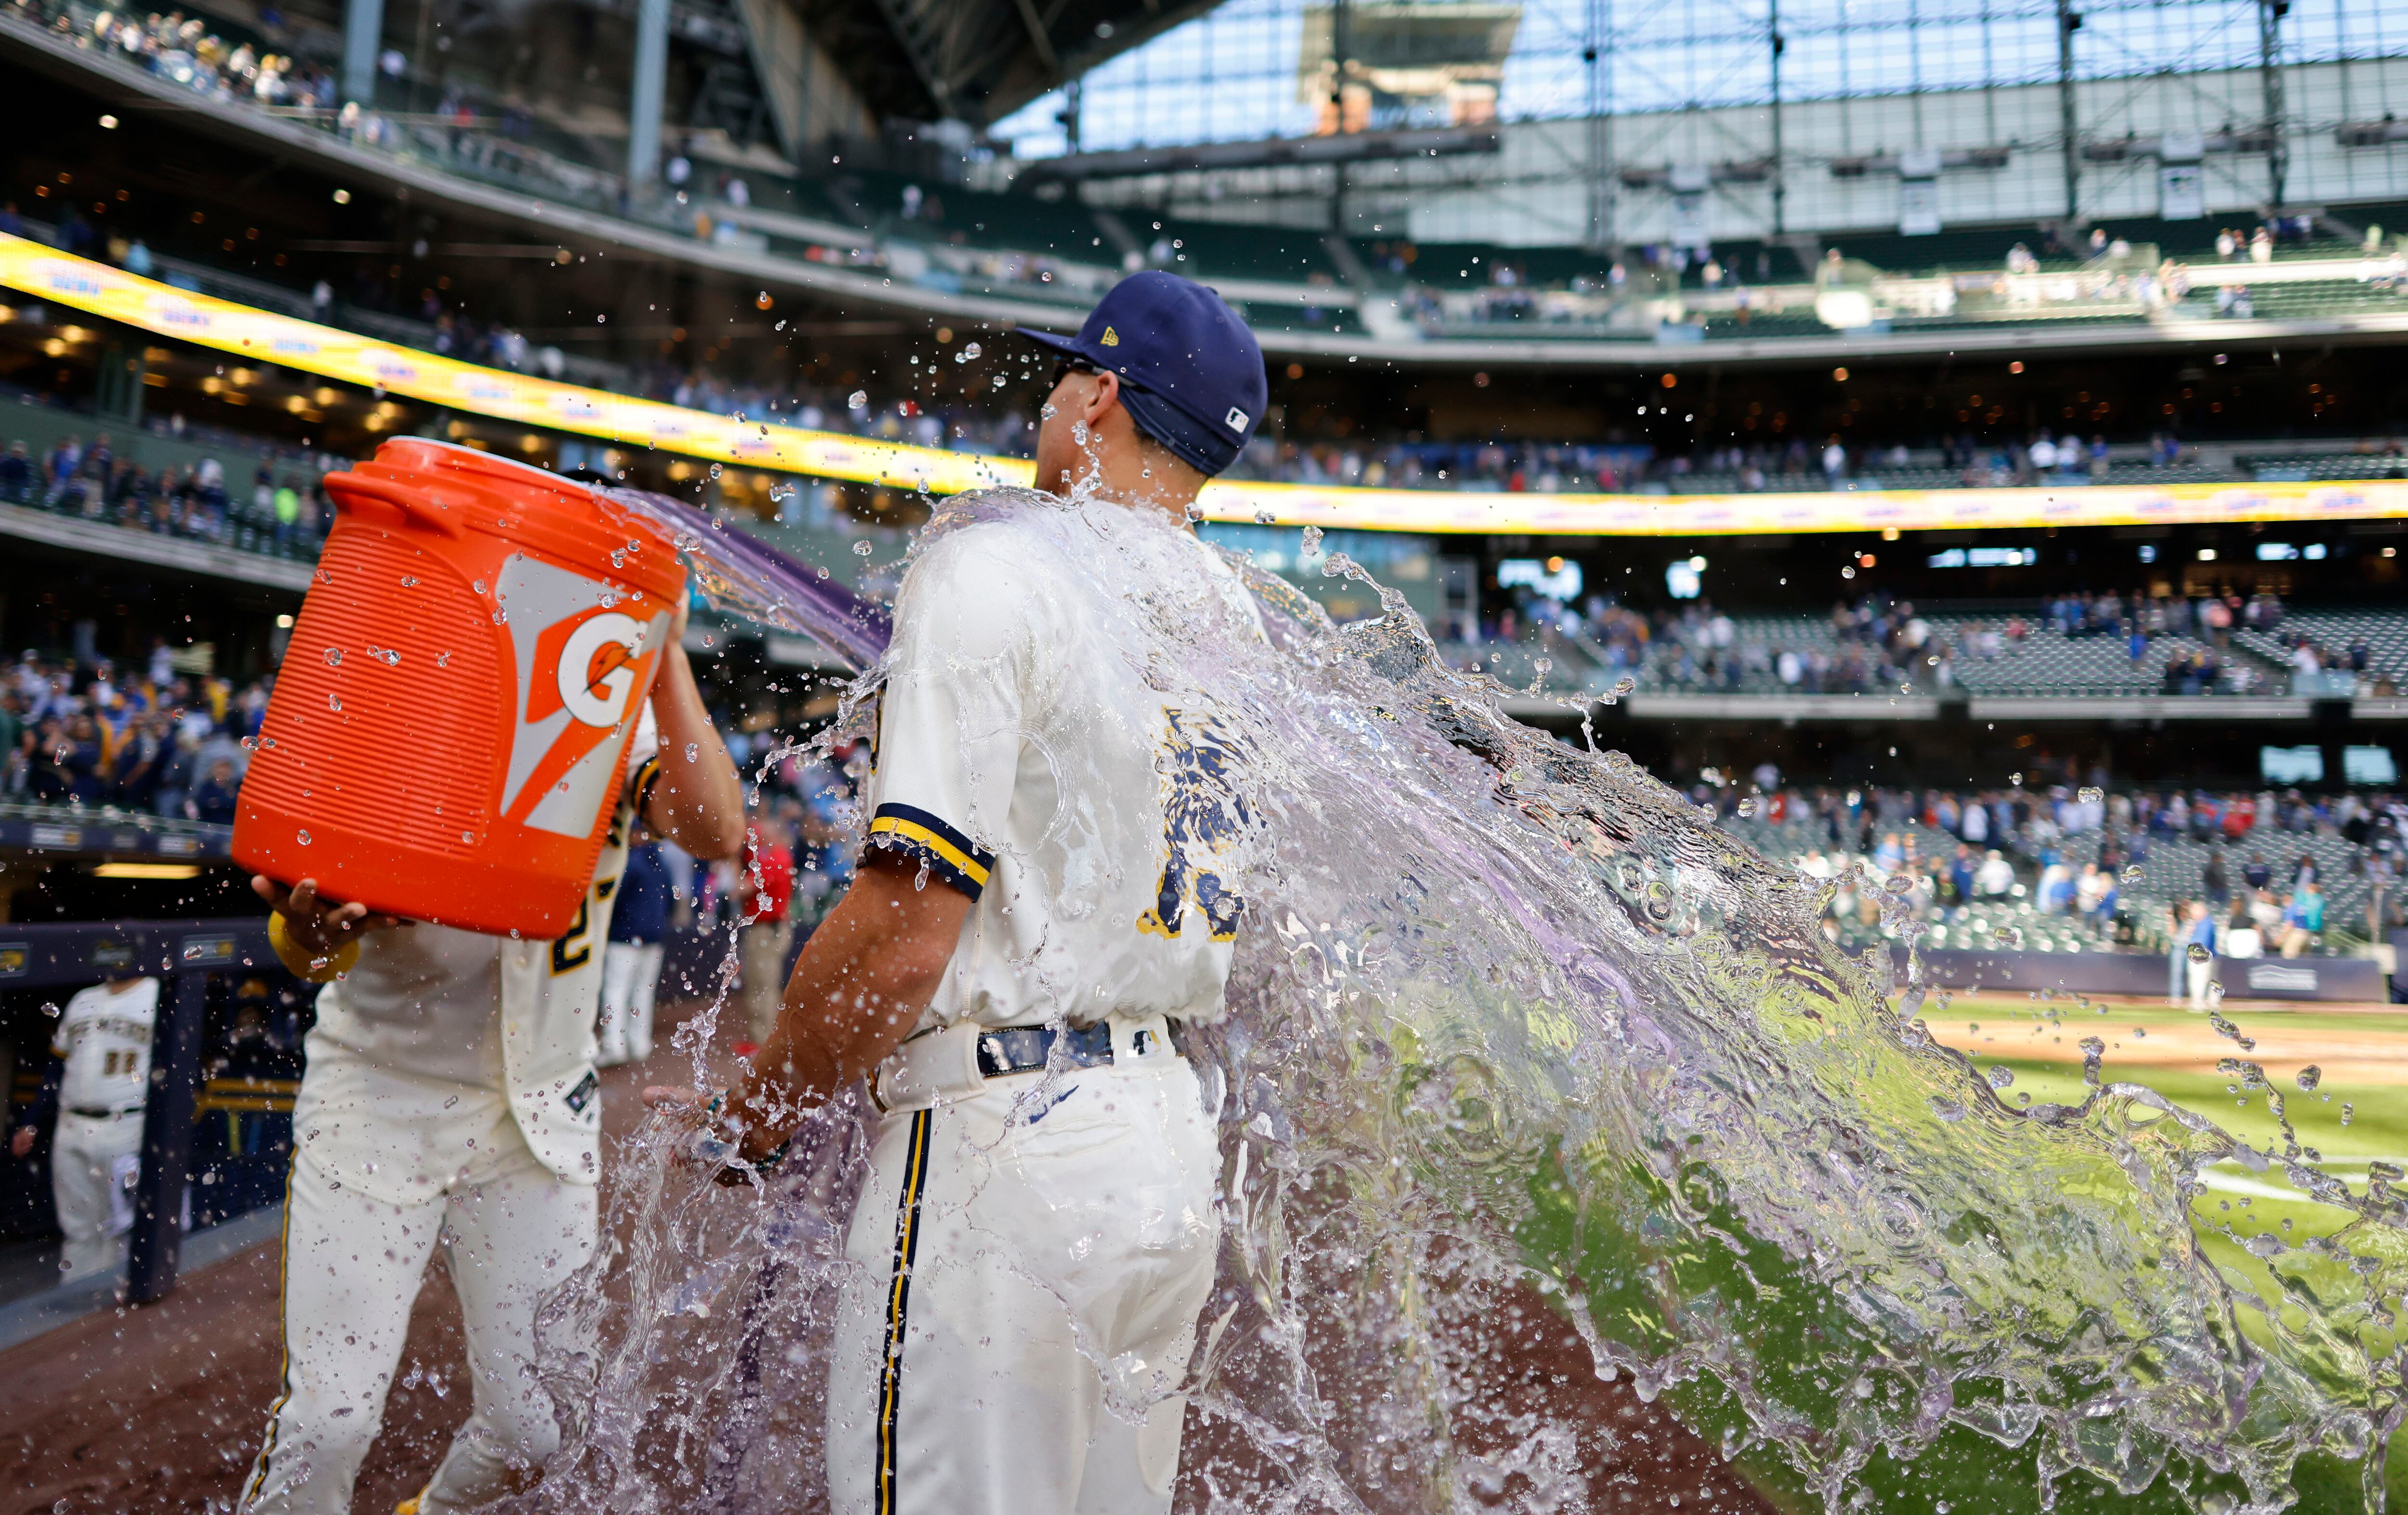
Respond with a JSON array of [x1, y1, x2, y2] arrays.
[[294, 710, 659, 1205], [864, 498, 1265, 1032], [54, 978, 160, 1112]]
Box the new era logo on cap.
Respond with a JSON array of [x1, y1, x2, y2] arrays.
[[1100, 327, 1120, 346], [1225, 406, 1249, 432]]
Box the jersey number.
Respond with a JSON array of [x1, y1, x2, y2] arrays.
[[552, 896, 593, 975]]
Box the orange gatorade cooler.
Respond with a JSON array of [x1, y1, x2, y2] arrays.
[[234, 438, 686, 939]]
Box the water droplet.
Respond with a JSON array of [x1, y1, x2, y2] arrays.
[[1301, 525, 1323, 555], [240, 735, 256, 751], [2188, 942, 2212, 964], [1736, 796, 1758, 817], [2122, 865, 2142, 883], [296, 829, 311, 845], [1929, 1094, 1965, 1122], [2295, 1065, 2321, 1092], [2340, 1101, 2354, 1126], [1987, 1065, 2015, 1090], [684, 742, 700, 762], [400, 575, 419, 587], [848, 390, 867, 408], [1611, 676, 1637, 697], [707, 463, 722, 479], [1884, 874, 1911, 895], [1842, 566, 1856, 579], [461, 830, 474, 844], [327, 694, 341, 712], [472, 579, 487, 595], [1999, 926, 2025, 947], [853, 540, 874, 556], [2009, 772, 2023, 786], [324, 647, 342, 666]]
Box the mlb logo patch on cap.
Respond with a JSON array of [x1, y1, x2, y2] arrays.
[[1225, 407, 1249, 432]]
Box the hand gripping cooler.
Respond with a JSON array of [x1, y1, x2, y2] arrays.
[[233, 438, 688, 939]]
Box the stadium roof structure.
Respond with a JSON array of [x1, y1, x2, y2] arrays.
[[11, 235, 2408, 539], [810, 0, 1230, 126]]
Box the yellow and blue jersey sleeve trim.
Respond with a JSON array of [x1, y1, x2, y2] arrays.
[[866, 803, 994, 900]]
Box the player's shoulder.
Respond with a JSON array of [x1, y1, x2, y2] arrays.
[[897, 506, 1079, 625]]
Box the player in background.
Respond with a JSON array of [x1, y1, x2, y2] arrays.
[[734, 809, 795, 1050], [661, 272, 1268, 1514], [239, 591, 744, 1515], [9, 974, 162, 1281], [595, 821, 671, 1067]]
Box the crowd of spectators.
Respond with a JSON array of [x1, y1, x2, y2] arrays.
[[1459, 588, 2333, 698], [1698, 766, 2405, 959], [0, 429, 329, 557], [0, 644, 263, 822]]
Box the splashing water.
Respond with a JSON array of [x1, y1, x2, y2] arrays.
[[520, 487, 2404, 1515]]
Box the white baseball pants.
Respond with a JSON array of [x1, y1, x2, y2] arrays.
[[51, 1108, 143, 1280], [825, 1039, 1223, 1515], [237, 1143, 596, 1515], [597, 939, 665, 1066]]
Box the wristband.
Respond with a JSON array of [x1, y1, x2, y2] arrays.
[[268, 911, 360, 984]]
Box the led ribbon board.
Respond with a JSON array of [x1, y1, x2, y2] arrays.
[[7, 235, 2407, 538]]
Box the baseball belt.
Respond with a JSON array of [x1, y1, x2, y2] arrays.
[[873, 1012, 1185, 1115], [68, 1105, 145, 1119]]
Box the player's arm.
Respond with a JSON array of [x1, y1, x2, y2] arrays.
[[720, 850, 972, 1154], [640, 593, 745, 861]]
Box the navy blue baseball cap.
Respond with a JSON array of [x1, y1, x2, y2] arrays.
[[1018, 271, 1267, 477]]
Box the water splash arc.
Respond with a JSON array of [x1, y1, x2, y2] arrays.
[[522, 486, 2405, 1515]]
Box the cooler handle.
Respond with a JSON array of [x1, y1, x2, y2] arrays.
[[323, 472, 466, 537]]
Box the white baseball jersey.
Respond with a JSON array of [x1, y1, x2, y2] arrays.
[[292, 711, 659, 1206], [53, 979, 159, 1112], [863, 498, 1265, 1032]]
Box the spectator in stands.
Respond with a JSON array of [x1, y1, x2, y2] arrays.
[[2182, 902, 2220, 1009], [2279, 884, 2325, 957], [109, 712, 169, 810], [2224, 899, 2263, 959], [0, 441, 29, 504], [188, 755, 240, 824]]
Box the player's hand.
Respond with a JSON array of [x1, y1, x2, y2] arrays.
[[645, 1085, 788, 1186], [9, 1126, 33, 1159], [251, 876, 408, 957]]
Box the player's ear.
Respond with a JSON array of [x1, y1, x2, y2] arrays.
[[1088, 369, 1122, 426]]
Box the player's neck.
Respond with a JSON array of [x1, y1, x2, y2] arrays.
[[1076, 450, 1204, 531]]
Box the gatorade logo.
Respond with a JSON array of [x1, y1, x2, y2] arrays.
[[494, 554, 671, 837]]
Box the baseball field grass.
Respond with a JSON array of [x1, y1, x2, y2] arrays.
[[1505, 991, 2408, 1515]]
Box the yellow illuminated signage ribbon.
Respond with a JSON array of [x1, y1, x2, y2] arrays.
[[5, 234, 2405, 538]]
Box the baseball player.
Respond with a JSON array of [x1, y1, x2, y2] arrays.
[[595, 821, 671, 1067], [240, 588, 744, 1515], [669, 272, 1268, 1514], [9, 974, 161, 1281]]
